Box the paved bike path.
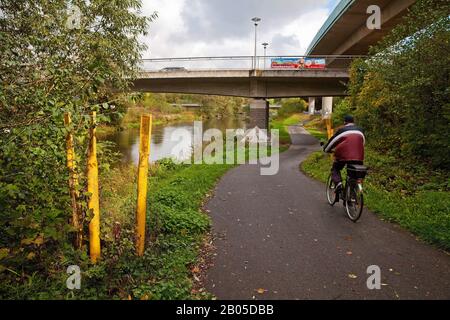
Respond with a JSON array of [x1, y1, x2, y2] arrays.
[[204, 125, 450, 300]]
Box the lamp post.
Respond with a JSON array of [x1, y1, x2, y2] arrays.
[[262, 42, 269, 69], [251, 17, 261, 70]]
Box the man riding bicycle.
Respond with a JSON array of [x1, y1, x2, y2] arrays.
[[323, 115, 366, 197]]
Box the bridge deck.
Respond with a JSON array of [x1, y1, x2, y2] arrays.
[[138, 69, 349, 79], [133, 69, 349, 98]]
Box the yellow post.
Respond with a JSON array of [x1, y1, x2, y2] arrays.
[[87, 112, 101, 263], [64, 113, 82, 249], [325, 118, 334, 139], [136, 114, 152, 256]]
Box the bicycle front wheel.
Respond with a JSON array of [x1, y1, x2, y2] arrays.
[[345, 182, 364, 222], [326, 174, 338, 206]]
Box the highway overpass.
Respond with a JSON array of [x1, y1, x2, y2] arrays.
[[306, 0, 416, 57]]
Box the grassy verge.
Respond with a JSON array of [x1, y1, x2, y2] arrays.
[[270, 113, 306, 152], [0, 160, 232, 300], [97, 160, 234, 300], [301, 118, 450, 250], [303, 116, 327, 141]]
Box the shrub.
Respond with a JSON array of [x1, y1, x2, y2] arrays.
[[278, 98, 307, 117]]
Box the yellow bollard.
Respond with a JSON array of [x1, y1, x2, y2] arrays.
[[64, 113, 82, 249], [87, 112, 101, 263], [136, 114, 152, 256], [325, 118, 334, 139]]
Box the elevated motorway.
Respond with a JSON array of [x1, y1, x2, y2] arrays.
[[306, 0, 416, 57]]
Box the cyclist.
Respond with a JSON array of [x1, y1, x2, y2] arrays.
[[323, 115, 365, 198]]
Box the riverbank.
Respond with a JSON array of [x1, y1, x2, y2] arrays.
[[97, 107, 201, 136], [301, 116, 450, 250]]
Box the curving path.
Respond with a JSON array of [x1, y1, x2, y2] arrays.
[[204, 125, 450, 300]]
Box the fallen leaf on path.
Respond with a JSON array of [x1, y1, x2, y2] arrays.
[[192, 266, 200, 273], [256, 288, 267, 294]]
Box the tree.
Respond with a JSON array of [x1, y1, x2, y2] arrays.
[[0, 0, 154, 270], [278, 98, 307, 118], [346, 0, 450, 168]]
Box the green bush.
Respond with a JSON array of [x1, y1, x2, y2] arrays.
[[278, 98, 307, 118], [346, 0, 450, 169], [332, 98, 353, 128], [0, 0, 154, 299]]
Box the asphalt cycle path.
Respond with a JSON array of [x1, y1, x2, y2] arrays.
[[205, 125, 450, 300]]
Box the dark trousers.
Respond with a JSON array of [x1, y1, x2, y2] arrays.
[[331, 160, 363, 185]]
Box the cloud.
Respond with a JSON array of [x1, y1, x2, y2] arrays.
[[140, 0, 338, 59], [179, 0, 325, 42]]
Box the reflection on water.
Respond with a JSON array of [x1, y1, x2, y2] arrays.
[[101, 117, 246, 166]]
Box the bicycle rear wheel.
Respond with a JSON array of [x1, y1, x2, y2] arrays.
[[326, 174, 338, 206], [345, 181, 364, 222]]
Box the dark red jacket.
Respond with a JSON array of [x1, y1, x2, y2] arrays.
[[323, 124, 365, 161]]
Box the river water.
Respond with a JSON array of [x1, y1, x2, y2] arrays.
[[101, 117, 247, 166]]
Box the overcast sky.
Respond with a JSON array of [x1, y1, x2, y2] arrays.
[[140, 0, 340, 59]]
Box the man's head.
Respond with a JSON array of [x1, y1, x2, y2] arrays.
[[344, 115, 354, 124]]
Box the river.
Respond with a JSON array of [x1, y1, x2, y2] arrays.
[[101, 117, 247, 166]]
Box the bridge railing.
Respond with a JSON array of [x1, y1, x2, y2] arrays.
[[139, 55, 365, 72]]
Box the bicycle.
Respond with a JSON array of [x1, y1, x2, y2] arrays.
[[326, 164, 369, 222]]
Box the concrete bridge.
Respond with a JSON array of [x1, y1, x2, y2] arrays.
[[306, 0, 416, 57], [134, 68, 350, 99], [132, 57, 354, 129]]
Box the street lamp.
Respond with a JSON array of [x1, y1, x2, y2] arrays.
[[251, 17, 261, 70], [262, 42, 269, 69]]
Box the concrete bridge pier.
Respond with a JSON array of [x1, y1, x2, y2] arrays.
[[248, 98, 269, 130], [308, 97, 316, 115], [322, 97, 333, 119]]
